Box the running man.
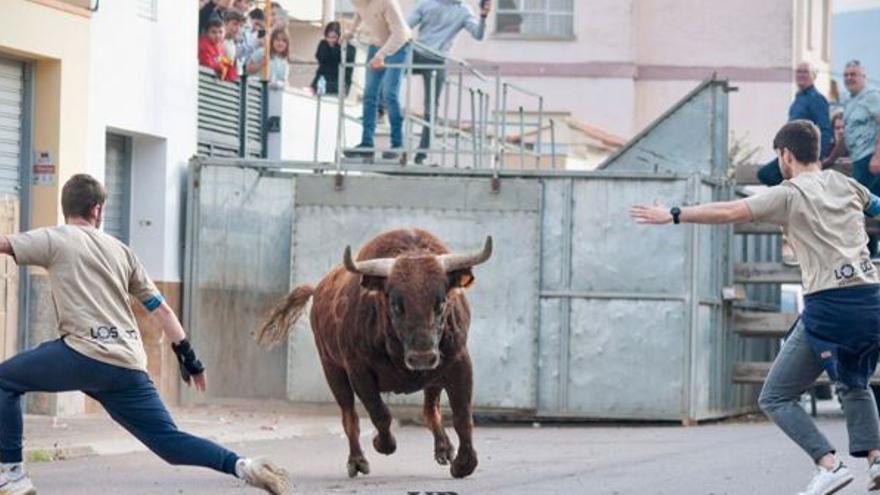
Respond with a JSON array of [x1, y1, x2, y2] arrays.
[[631, 121, 880, 495], [0, 174, 290, 495]]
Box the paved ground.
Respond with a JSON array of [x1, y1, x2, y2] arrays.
[[21, 402, 878, 495]]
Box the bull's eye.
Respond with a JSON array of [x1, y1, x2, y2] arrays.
[[391, 299, 404, 317]]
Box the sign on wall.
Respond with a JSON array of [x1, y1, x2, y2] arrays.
[[33, 151, 56, 186]]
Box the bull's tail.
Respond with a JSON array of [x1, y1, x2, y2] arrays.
[[254, 284, 315, 348]]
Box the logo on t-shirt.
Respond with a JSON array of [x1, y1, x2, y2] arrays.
[[834, 259, 876, 285], [89, 326, 139, 341]]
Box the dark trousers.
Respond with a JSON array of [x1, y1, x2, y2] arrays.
[[412, 51, 447, 152], [0, 339, 238, 474]]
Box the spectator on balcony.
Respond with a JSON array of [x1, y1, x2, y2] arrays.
[[199, 0, 231, 33], [756, 62, 832, 186], [237, 8, 265, 69], [247, 28, 291, 90], [407, 0, 492, 165], [824, 60, 880, 255], [199, 18, 237, 82], [311, 22, 356, 96], [343, 0, 413, 162], [824, 112, 846, 162], [222, 11, 245, 80]]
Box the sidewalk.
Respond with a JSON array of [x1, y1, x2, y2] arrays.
[[21, 401, 371, 462]]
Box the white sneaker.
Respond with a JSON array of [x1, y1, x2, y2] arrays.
[[238, 457, 291, 494], [868, 457, 880, 490], [0, 472, 35, 495], [798, 461, 854, 495]]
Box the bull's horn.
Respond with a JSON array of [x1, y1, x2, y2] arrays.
[[437, 236, 493, 273], [343, 246, 395, 277]]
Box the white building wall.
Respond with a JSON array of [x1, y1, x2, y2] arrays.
[[86, 0, 197, 282]]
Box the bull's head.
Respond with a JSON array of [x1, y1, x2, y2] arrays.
[[343, 236, 493, 371]]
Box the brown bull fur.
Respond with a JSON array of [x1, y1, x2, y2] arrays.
[[254, 228, 487, 479]]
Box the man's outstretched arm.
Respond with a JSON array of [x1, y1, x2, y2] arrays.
[[630, 200, 754, 225]]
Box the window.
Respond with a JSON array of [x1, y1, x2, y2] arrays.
[[495, 0, 574, 39]]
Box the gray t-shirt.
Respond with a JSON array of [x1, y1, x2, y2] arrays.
[[8, 225, 163, 370], [744, 170, 880, 294], [844, 86, 880, 161]]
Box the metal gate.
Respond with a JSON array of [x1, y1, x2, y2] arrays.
[[285, 174, 541, 410], [183, 79, 772, 421]]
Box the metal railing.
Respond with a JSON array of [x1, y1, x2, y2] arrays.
[[291, 40, 557, 174]]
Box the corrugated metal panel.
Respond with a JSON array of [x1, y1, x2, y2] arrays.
[[0, 59, 23, 196], [103, 134, 131, 243], [197, 68, 264, 158], [184, 165, 292, 401]]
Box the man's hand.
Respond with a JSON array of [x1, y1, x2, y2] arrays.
[[369, 57, 385, 71], [871, 154, 880, 175], [630, 203, 673, 225], [191, 372, 208, 392], [480, 0, 492, 17]]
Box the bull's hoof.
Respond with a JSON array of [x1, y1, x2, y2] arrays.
[[347, 455, 370, 478], [450, 449, 477, 479], [434, 439, 455, 466], [373, 433, 397, 455]]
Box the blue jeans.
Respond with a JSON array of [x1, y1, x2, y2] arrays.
[[361, 44, 410, 148], [758, 321, 880, 460], [0, 339, 239, 473]]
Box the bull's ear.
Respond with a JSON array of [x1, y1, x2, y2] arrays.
[[448, 268, 475, 289], [360, 275, 386, 292]]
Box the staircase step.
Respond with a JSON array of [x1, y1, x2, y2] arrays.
[[733, 311, 797, 338], [734, 361, 880, 385], [734, 262, 801, 284]]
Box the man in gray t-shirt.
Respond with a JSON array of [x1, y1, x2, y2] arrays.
[[631, 121, 880, 495]]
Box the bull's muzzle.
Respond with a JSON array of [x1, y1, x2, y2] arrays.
[[404, 350, 441, 371]]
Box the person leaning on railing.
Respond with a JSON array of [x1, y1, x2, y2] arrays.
[[406, 0, 492, 165], [237, 8, 265, 71], [246, 28, 291, 90], [311, 21, 356, 97], [199, 17, 238, 82]]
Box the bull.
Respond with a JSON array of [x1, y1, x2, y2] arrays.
[[255, 228, 492, 479]]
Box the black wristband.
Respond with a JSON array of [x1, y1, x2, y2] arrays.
[[171, 339, 205, 383]]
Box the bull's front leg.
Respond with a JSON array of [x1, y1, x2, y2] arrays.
[[423, 386, 454, 465], [349, 368, 397, 456], [445, 354, 477, 478]]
